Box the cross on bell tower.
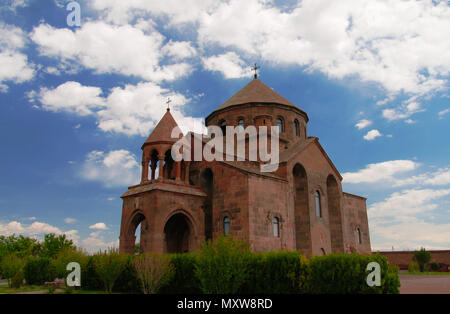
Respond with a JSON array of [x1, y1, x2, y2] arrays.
[[251, 63, 260, 79], [166, 97, 172, 111]]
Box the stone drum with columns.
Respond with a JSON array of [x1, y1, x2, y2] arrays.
[[119, 76, 371, 256]]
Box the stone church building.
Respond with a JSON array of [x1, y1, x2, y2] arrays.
[[119, 76, 371, 256]]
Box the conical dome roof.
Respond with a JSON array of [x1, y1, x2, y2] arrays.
[[144, 109, 180, 145], [213, 78, 300, 113]]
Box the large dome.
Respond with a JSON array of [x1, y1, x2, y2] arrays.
[[206, 78, 307, 121]]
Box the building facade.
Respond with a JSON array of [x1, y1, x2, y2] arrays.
[[119, 77, 371, 256]]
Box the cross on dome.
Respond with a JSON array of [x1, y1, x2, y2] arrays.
[[251, 63, 260, 79]]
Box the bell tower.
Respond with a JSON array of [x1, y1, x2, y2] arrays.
[[119, 108, 206, 254]]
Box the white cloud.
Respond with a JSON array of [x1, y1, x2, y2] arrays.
[[162, 40, 197, 61], [64, 217, 76, 224], [89, 222, 108, 230], [0, 220, 79, 244], [80, 150, 140, 188], [368, 187, 450, 250], [197, 0, 450, 97], [202, 52, 250, 79], [370, 216, 450, 251], [363, 129, 382, 141], [32, 81, 205, 136], [355, 119, 372, 130], [369, 188, 450, 219], [0, 23, 35, 92], [31, 21, 194, 82], [35, 81, 104, 116], [81, 236, 118, 253], [394, 168, 450, 187], [90, 0, 220, 26], [438, 108, 450, 118], [342, 160, 418, 184], [382, 101, 425, 121]]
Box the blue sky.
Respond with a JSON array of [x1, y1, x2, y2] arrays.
[[0, 0, 449, 252]]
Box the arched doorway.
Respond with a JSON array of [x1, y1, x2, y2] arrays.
[[164, 213, 191, 253], [327, 175, 344, 253], [293, 163, 311, 254], [200, 168, 214, 241], [128, 211, 148, 254]]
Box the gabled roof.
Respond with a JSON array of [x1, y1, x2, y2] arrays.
[[210, 78, 305, 113], [280, 137, 343, 181], [144, 109, 180, 145]]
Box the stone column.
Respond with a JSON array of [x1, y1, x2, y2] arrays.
[[158, 158, 164, 180], [141, 159, 149, 183], [185, 162, 190, 184]]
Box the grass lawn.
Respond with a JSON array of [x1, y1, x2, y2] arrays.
[[0, 283, 111, 294], [0, 284, 47, 294]]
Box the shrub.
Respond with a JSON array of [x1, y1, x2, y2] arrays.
[[51, 247, 88, 281], [23, 257, 56, 285], [83, 256, 103, 291], [195, 235, 252, 294], [133, 253, 174, 294], [0, 254, 24, 287], [113, 254, 140, 293], [11, 269, 24, 289], [93, 249, 128, 293], [428, 262, 439, 272], [413, 248, 431, 272], [242, 251, 309, 294], [160, 254, 201, 294], [308, 253, 400, 294], [408, 262, 420, 273]]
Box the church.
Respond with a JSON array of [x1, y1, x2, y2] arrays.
[[119, 74, 371, 256]]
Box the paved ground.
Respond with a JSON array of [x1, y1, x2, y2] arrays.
[[400, 275, 450, 294]]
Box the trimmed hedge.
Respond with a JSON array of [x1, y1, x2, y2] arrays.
[[241, 251, 309, 294], [308, 253, 400, 294], [160, 254, 201, 294], [10, 240, 400, 294]]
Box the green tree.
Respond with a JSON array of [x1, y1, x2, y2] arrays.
[[0, 235, 41, 259], [413, 247, 431, 272], [40, 234, 75, 259], [94, 249, 128, 293], [0, 254, 25, 287]]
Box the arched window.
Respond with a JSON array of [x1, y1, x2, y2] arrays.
[[237, 119, 244, 132], [315, 191, 321, 217], [294, 120, 300, 136], [276, 117, 283, 133], [220, 120, 227, 136], [223, 216, 230, 235], [273, 217, 280, 237], [357, 228, 362, 244]]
